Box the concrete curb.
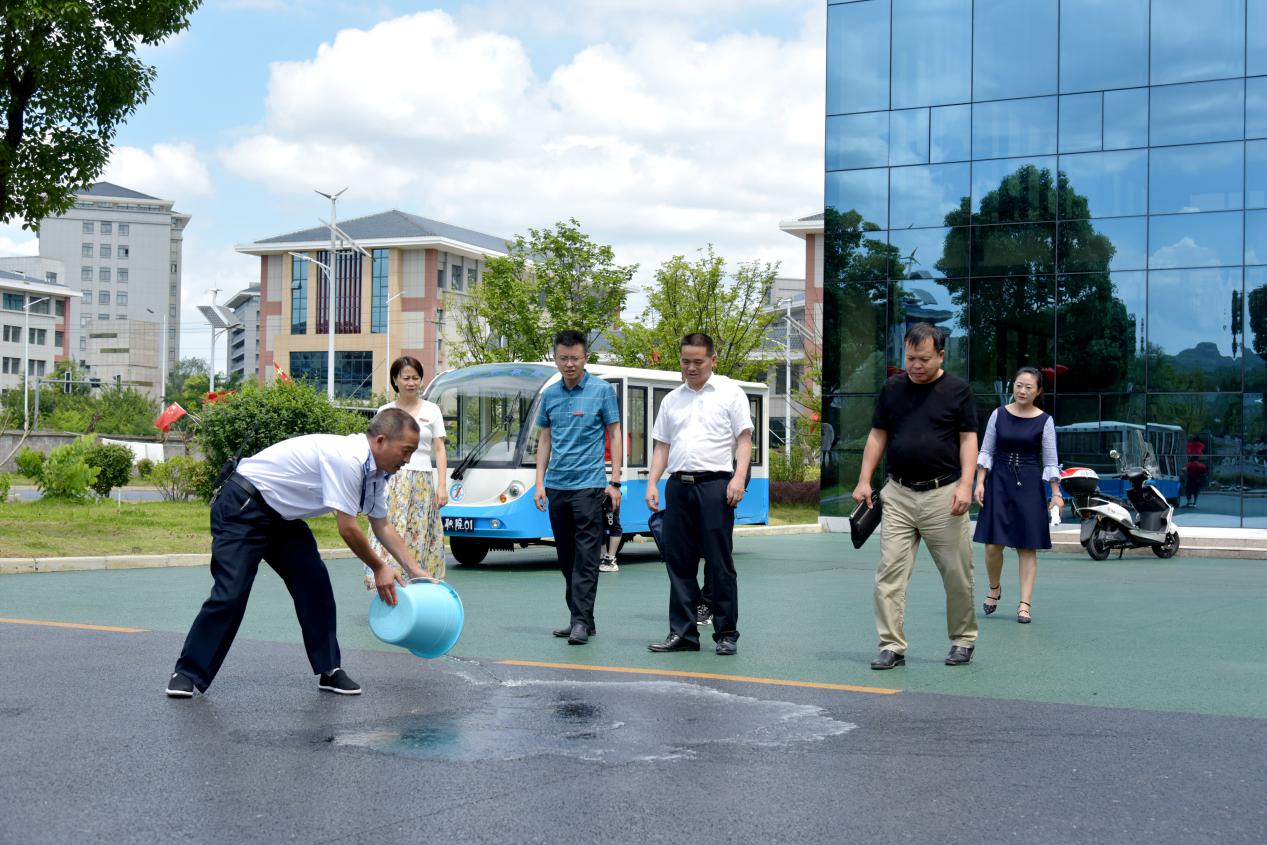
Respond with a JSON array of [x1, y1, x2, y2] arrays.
[[1, 526, 829, 575]]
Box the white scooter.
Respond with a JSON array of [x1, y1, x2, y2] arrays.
[[1060, 450, 1180, 560]]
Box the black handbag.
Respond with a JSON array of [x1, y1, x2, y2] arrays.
[[849, 482, 885, 549]]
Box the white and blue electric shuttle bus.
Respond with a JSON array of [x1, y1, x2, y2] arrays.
[[426, 362, 770, 566]]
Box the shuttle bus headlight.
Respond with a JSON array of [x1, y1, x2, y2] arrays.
[[500, 481, 526, 503]]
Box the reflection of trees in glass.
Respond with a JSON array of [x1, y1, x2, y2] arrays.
[[936, 164, 1137, 392], [821, 208, 906, 394]]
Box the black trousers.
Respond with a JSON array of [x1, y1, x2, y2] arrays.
[[174, 481, 341, 692], [547, 486, 605, 631], [663, 477, 738, 645]]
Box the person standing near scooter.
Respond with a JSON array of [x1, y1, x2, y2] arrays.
[[973, 367, 1062, 624]]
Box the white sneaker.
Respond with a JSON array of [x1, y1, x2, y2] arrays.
[[598, 555, 619, 572]]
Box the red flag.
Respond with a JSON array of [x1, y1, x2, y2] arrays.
[[273, 360, 292, 382], [204, 390, 234, 404], [153, 402, 188, 432]]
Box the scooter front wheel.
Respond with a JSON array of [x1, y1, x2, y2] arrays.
[[1085, 526, 1111, 561], [1152, 531, 1180, 559]]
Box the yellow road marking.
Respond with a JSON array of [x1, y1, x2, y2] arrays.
[[495, 660, 899, 695], [0, 617, 145, 633]]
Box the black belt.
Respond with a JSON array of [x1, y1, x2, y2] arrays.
[[889, 472, 960, 492], [670, 471, 731, 485], [229, 472, 282, 517]]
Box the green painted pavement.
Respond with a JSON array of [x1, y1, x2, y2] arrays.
[[2, 534, 1264, 719]]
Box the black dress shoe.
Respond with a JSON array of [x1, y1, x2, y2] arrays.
[[945, 645, 975, 665], [647, 634, 700, 652], [567, 622, 589, 645], [715, 637, 737, 656], [870, 649, 905, 670], [553, 625, 596, 638]]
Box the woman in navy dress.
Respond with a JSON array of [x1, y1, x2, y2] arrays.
[[972, 367, 1062, 623]]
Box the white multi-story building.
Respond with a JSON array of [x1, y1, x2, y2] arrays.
[[0, 269, 79, 395], [225, 284, 260, 383], [36, 182, 188, 398]]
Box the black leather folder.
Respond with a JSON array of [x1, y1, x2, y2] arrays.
[[849, 485, 884, 549]]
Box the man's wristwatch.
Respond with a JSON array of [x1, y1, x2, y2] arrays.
[[609, 481, 622, 489]]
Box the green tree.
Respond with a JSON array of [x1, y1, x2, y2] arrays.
[[937, 164, 1136, 392], [607, 245, 780, 381], [0, 0, 200, 228], [450, 219, 635, 363]]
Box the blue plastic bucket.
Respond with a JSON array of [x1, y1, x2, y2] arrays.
[[368, 579, 464, 659]]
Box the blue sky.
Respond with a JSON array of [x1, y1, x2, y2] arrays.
[[1, 0, 825, 369]]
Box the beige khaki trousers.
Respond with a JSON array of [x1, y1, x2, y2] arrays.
[[874, 480, 978, 654]]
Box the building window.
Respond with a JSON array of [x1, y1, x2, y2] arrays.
[[29, 328, 47, 345], [450, 263, 463, 291], [467, 266, 477, 288], [81, 266, 93, 281], [82, 221, 93, 234], [170, 263, 177, 273], [28, 359, 45, 376], [116, 293, 128, 305], [55, 300, 64, 317], [80, 337, 86, 351], [117, 269, 128, 283], [1, 357, 19, 374], [437, 266, 446, 289], [82, 243, 93, 258], [116, 246, 127, 259], [55, 331, 64, 348], [371, 248, 389, 333], [100, 244, 111, 259], [100, 268, 110, 283], [118, 224, 129, 236], [46, 271, 57, 283], [100, 221, 112, 235], [28, 298, 48, 315], [3, 293, 23, 310], [291, 254, 308, 334], [116, 313, 126, 321], [2, 325, 19, 342], [82, 290, 92, 304], [99, 292, 110, 305], [98, 313, 109, 320], [289, 350, 374, 399]]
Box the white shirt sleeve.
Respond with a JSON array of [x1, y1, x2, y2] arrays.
[[729, 385, 754, 437], [1042, 416, 1060, 482], [977, 408, 999, 470], [429, 409, 447, 442], [319, 450, 363, 516]]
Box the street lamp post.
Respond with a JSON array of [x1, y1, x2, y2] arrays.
[[316, 188, 347, 401], [383, 290, 404, 389], [146, 307, 168, 411], [22, 294, 50, 432], [776, 297, 794, 463]]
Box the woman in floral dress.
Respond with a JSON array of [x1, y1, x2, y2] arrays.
[[366, 356, 449, 586]]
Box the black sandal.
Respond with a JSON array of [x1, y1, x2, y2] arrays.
[[1017, 601, 1032, 624], [983, 584, 1001, 615]]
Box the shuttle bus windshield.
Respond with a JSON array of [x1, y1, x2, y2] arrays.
[[425, 363, 555, 467]]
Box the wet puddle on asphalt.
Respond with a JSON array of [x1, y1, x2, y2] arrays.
[[331, 675, 857, 763]]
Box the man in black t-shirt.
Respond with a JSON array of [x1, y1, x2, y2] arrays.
[[854, 323, 979, 669]]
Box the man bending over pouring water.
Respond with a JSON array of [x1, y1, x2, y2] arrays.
[[165, 408, 426, 699]]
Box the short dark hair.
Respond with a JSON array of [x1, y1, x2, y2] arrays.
[[389, 355, 424, 393], [904, 322, 946, 353], [553, 330, 587, 352], [368, 407, 420, 439], [1013, 366, 1044, 395], [680, 332, 715, 355]]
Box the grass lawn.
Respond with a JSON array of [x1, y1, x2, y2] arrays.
[[0, 498, 820, 558]]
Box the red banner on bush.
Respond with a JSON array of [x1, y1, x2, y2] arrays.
[[153, 402, 188, 432], [204, 390, 234, 404]]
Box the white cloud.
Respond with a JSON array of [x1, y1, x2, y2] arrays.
[[104, 142, 214, 199], [219, 8, 825, 292], [0, 223, 38, 257]]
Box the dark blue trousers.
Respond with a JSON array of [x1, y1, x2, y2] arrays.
[[547, 486, 605, 631], [663, 477, 738, 645], [174, 481, 340, 691]]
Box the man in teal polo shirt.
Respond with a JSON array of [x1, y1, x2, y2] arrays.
[[533, 329, 623, 645]]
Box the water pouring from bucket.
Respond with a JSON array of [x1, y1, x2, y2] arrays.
[[368, 577, 464, 658]]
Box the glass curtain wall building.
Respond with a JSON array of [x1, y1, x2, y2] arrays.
[[823, 0, 1267, 527]]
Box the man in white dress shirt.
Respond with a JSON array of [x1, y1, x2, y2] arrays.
[[165, 409, 425, 699], [645, 333, 754, 655]]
